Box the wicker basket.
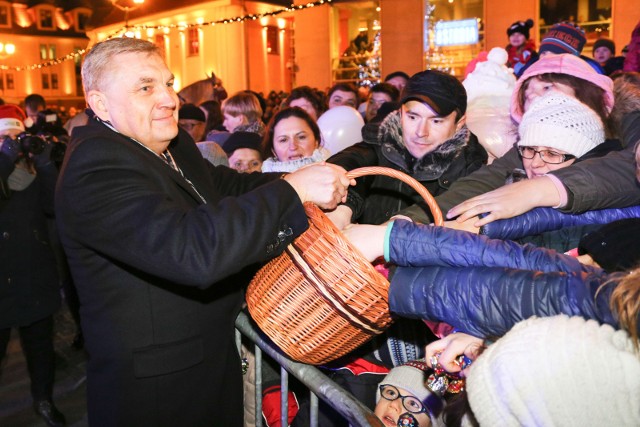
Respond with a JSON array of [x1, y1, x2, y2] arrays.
[[246, 166, 443, 365]]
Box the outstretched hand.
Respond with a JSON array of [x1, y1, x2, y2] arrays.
[[426, 332, 484, 378], [446, 177, 561, 227], [341, 223, 387, 262], [284, 162, 355, 210]]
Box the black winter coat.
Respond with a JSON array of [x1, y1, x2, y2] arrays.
[[0, 156, 60, 329], [55, 117, 308, 427]]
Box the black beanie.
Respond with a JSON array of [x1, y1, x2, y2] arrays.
[[178, 103, 205, 122], [507, 19, 534, 40], [578, 218, 640, 272], [593, 38, 616, 55]]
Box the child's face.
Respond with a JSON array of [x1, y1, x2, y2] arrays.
[[594, 46, 613, 64], [374, 385, 432, 427], [509, 32, 526, 47], [522, 77, 576, 112]]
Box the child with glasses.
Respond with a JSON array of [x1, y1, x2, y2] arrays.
[[374, 359, 445, 427]]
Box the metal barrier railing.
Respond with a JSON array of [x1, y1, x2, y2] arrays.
[[235, 311, 384, 427]]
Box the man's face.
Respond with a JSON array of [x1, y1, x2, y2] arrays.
[[328, 90, 357, 109], [178, 119, 206, 142], [365, 92, 393, 122], [401, 100, 461, 159], [90, 52, 179, 152]]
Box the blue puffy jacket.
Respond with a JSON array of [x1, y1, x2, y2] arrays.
[[386, 220, 623, 338], [480, 205, 640, 240]]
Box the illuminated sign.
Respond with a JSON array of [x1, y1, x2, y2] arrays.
[[435, 19, 479, 46]]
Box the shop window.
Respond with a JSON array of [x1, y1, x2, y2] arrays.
[[42, 73, 50, 90], [188, 28, 199, 56], [0, 3, 10, 28], [539, 0, 611, 40], [51, 73, 58, 90], [266, 26, 279, 55]]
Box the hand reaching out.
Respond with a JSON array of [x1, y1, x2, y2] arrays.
[[446, 177, 561, 227], [426, 332, 484, 378]]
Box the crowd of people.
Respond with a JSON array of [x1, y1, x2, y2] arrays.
[[1, 16, 640, 427]]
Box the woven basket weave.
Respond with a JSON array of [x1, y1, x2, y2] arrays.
[[246, 167, 443, 365]]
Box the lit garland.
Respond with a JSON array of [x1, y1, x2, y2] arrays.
[[0, 0, 332, 72]]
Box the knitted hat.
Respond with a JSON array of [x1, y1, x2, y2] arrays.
[[518, 92, 604, 158], [539, 22, 586, 56], [178, 103, 206, 122], [376, 359, 445, 427], [507, 19, 534, 40], [593, 38, 616, 55], [578, 218, 640, 272], [466, 315, 640, 427], [222, 131, 263, 157], [401, 70, 467, 116], [511, 54, 614, 122], [0, 104, 26, 134], [463, 47, 515, 102]]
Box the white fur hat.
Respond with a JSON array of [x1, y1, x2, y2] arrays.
[[466, 315, 640, 427], [517, 92, 605, 158]]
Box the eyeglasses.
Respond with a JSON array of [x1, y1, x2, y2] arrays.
[[518, 146, 575, 165], [378, 384, 427, 415]]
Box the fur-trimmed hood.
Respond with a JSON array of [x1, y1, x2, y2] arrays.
[[362, 110, 471, 180]]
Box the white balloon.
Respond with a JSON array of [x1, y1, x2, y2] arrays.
[[317, 106, 365, 155]]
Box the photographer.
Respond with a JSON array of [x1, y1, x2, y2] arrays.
[[0, 104, 66, 427]]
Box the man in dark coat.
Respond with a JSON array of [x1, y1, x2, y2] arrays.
[[328, 69, 487, 227], [55, 37, 351, 427]]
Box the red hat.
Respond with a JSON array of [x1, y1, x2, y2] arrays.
[[0, 104, 26, 133]]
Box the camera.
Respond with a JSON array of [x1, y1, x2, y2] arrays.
[[16, 132, 47, 155]]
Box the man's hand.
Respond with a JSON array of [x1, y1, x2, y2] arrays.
[[446, 177, 561, 227], [31, 141, 53, 169], [283, 162, 354, 210], [341, 223, 386, 262]]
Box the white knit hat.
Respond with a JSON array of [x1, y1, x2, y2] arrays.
[[517, 92, 605, 158], [376, 359, 446, 427], [466, 315, 640, 427]]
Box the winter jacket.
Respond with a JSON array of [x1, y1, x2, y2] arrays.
[[0, 155, 60, 328], [481, 204, 640, 240], [328, 110, 487, 224], [506, 40, 538, 75], [402, 137, 627, 223], [623, 20, 640, 72], [385, 220, 625, 338]]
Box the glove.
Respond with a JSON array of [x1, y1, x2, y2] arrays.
[[0, 135, 21, 163], [31, 141, 53, 168]]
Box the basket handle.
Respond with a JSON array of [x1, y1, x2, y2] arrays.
[[346, 166, 444, 226]]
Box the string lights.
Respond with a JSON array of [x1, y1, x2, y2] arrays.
[[0, 0, 332, 72]]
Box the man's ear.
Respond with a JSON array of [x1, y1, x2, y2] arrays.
[[87, 90, 110, 121], [456, 113, 467, 131]]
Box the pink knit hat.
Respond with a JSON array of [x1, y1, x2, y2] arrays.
[[510, 54, 614, 123]]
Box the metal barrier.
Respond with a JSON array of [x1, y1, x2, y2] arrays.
[[235, 311, 384, 427]]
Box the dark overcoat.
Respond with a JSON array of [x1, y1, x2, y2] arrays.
[[0, 156, 60, 329], [55, 118, 308, 427]]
